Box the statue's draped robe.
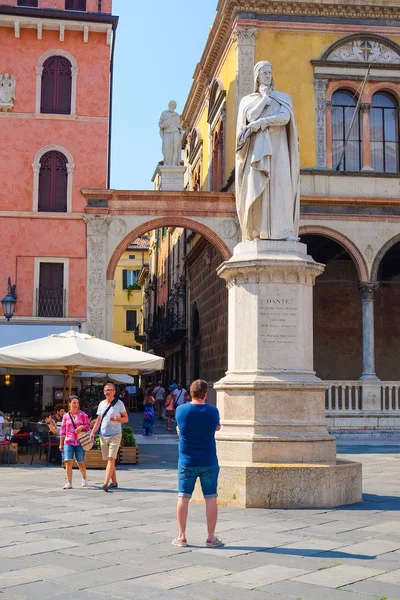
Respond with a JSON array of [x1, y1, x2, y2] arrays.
[[236, 90, 300, 240], [159, 110, 182, 166]]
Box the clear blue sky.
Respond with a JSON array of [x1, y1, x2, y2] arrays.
[[110, 0, 218, 190]]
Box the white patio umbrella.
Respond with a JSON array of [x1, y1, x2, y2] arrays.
[[0, 329, 164, 399], [80, 372, 134, 385]]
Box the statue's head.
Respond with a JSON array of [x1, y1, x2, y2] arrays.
[[168, 100, 177, 112], [254, 61, 274, 92]]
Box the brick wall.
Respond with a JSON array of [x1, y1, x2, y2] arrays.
[[188, 243, 228, 385]]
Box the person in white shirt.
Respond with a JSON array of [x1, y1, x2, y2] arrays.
[[153, 382, 165, 420], [173, 382, 187, 408]]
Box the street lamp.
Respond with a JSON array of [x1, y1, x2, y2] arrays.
[[1, 278, 17, 321]]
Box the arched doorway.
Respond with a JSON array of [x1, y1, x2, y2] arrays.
[[300, 233, 362, 380], [374, 239, 400, 380], [104, 222, 229, 395]]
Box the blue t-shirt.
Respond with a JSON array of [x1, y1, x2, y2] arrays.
[[176, 403, 220, 467]]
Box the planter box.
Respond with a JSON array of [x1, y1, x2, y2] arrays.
[[119, 446, 138, 464], [0, 442, 18, 463], [63, 449, 107, 469]]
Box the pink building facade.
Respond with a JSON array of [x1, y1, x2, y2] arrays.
[[0, 0, 117, 414]]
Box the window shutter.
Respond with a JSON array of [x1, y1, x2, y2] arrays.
[[38, 151, 68, 213], [41, 56, 71, 115], [57, 57, 72, 114], [122, 270, 127, 290], [38, 153, 53, 211], [41, 57, 56, 114], [54, 153, 68, 212]]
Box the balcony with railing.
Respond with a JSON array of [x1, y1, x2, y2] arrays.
[[36, 288, 65, 318]]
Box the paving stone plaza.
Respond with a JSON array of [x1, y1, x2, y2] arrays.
[[1, 417, 400, 600]]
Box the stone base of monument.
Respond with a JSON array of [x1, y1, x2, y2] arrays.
[[192, 460, 362, 508], [153, 164, 186, 191], [199, 239, 362, 509]]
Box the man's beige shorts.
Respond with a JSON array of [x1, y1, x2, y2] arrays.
[[100, 433, 122, 460]]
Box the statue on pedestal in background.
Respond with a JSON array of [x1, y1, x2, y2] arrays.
[[236, 61, 300, 241], [159, 101, 183, 166]]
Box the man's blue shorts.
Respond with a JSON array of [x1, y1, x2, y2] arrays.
[[63, 443, 85, 464], [178, 464, 219, 499]]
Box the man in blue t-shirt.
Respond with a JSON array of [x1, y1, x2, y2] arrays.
[[173, 379, 223, 549]]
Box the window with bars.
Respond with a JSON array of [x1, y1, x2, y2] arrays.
[[126, 310, 137, 331], [38, 263, 64, 318], [332, 90, 362, 171], [41, 56, 72, 115], [17, 0, 38, 6], [371, 92, 399, 173], [38, 151, 68, 213], [65, 0, 86, 10]]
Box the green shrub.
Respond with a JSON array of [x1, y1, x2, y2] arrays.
[[122, 425, 136, 447]]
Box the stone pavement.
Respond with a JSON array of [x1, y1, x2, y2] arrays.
[[1, 418, 400, 600]]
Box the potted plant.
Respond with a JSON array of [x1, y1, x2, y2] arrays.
[[119, 425, 138, 464]]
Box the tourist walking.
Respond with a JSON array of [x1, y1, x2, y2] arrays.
[[59, 396, 90, 489], [142, 388, 155, 436], [165, 391, 175, 431], [173, 382, 186, 409], [90, 383, 128, 492], [173, 379, 223, 548], [153, 381, 166, 420]]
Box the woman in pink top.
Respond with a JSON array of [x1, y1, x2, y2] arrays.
[[59, 396, 90, 490], [165, 393, 175, 432]]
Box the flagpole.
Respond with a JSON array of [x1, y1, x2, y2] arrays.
[[335, 66, 371, 171]]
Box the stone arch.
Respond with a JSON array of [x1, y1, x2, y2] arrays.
[[299, 225, 368, 281], [106, 216, 232, 279], [326, 80, 364, 102], [35, 49, 79, 115], [364, 82, 400, 104], [371, 234, 400, 281]]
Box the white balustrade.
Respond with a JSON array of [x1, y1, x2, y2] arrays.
[[325, 381, 400, 414]]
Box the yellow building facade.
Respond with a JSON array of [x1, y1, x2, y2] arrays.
[[181, 0, 400, 434], [112, 237, 150, 348]]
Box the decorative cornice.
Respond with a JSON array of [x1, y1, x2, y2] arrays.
[[182, 0, 400, 131]]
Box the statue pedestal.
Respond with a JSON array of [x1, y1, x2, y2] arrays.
[[153, 164, 186, 191], [198, 240, 362, 508]]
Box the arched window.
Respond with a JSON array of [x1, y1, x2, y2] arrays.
[[38, 151, 68, 212], [41, 56, 72, 115], [371, 92, 399, 173], [212, 120, 223, 191], [332, 90, 362, 171]]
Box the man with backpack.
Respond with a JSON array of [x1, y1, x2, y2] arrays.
[[90, 382, 128, 492]]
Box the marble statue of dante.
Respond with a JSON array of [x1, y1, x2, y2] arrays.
[[236, 61, 300, 241], [159, 100, 183, 166]]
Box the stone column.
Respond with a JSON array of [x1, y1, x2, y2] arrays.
[[361, 103, 373, 171], [84, 215, 110, 339], [205, 240, 362, 508], [234, 27, 258, 113], [358, 282, 379, 381], [314, 78, 329, 169]]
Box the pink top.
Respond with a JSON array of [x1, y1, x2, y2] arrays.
[[60, 411, 90, 446]]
